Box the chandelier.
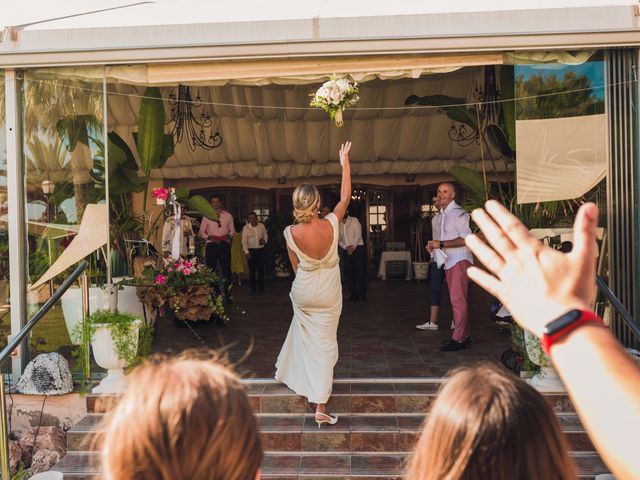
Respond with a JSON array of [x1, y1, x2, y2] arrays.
[[448, 67, 501, 147], [167, 85, 223, 151]]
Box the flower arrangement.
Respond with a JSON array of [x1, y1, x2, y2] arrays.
[[130, 257, 228, 323], [152, 187, 171, 205], [310, 76, 359, 127]]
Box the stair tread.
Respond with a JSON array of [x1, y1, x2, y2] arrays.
[[52, 451, 610, 478], [68, 412, 588, 434]]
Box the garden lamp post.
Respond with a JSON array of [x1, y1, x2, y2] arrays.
[[41, 179, 56, 296]]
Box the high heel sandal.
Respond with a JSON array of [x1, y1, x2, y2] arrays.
[[315, 412, 338, 428]]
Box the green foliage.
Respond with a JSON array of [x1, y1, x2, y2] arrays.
[[56, 115, 98, 152], [136, 87, 168, 176], [186, 194, 219, 221], [516, 71, 604, 120], [72, 309, 151, 379]]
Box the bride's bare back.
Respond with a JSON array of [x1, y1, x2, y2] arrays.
[[290, 217, 334, 260]]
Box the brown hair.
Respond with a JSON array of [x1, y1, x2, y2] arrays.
[[97, 350, 262, 480], [292, 183, 320, 223], [407, 362, 576, 480]]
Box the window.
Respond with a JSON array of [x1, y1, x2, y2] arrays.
[[368, 204, 386, 233], [252, 193, 270, 222]]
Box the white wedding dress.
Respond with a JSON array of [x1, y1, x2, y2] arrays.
[[275, 213, 342, 404]]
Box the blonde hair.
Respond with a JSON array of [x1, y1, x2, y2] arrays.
[[97, 350, 262, 480], [407, 362, 576, 480], [292, 183, 320, 223]]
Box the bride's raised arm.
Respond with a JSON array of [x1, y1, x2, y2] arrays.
[[333, 141, 352, 222]]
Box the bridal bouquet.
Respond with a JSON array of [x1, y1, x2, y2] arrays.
[[310, 76, 359, 127]]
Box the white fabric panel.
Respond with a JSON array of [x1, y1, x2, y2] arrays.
[[516, 114, 606, 203], [106, 69, 497, 180]]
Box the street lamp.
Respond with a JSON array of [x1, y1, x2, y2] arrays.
[[41, 179, 55, 222]]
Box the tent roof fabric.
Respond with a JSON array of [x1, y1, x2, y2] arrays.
[[0, 1, 638, 67]]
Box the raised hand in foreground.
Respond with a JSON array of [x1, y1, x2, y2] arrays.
[[465, 200, 597, 337], [465, 200, 640, 480]]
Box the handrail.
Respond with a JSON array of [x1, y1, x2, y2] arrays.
[[596, 275, 640, 341], [0, 260, 88, 480]]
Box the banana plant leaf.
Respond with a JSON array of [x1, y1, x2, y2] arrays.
[[133, 131, 174, 171], [485, 124, 514, 160], [187, 195, 219, 221], [56, 115, 96, 152], [174, 187, 190, 200], [136, 86, 166, 176], [449, 166, 488, 203]]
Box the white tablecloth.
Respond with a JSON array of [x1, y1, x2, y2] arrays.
[[377, 251, 413, 280]]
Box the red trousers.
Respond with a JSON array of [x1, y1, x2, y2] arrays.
[[445, 260, 471, 342]]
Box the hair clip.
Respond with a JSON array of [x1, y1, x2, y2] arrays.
[[300, 199, 310, 208]]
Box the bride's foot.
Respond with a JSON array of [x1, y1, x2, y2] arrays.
[[315, 412, 338, 428]]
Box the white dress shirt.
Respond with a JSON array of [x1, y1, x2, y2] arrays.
[[338, 216, 364, 250], [242, 222, 268, 254], [434, 200, 474, 270]]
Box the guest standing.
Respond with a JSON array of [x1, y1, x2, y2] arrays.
[[417, 196, 445, 330], [199, 195, 235, 300], [427, 183, 474, 351], [339, 210, 368, 301], [242, 212, 268, 293]]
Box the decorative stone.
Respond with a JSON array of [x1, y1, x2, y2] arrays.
[[16, 353, 73, 396], [18, 426, 66, 464], [9, 440, 22, 474], [28, 448, 61, 476]]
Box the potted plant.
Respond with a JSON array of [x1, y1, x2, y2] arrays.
[[129, 256, 228, 324], [264, 211, 293, 278], [72, 309, 151, 393]]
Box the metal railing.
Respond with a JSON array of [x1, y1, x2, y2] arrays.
[[596, 275, 640, 343], [0, 260, 88, 479]]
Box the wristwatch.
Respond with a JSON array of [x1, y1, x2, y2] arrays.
[[540, 309, 603, 355], [440, 241, 445, 249]]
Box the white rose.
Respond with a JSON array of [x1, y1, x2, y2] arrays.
[[337, 79, 350, 92], [330, 88, 341, 101]]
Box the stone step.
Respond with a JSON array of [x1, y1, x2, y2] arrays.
[[67, 412, 595, 454], [86, 380, 576, 415], [51, 451, 610, 479]]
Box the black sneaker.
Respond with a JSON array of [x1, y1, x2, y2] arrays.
[[440, 340, 468, 352]]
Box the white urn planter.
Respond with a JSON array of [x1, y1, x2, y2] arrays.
[[524, 331, 565, 392], [91, 319, 141, 394], [413, 262, 429, 281], [61, 287, 117, 344]]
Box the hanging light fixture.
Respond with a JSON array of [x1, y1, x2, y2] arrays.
[[167, 85, 223, 151]]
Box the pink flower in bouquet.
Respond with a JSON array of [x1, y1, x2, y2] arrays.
[[176, 264, 184, 272], [184, 268, 191, 275], [330, 88, 340, 101], [184, 261, 192, 268], [152, 187, 170, 201], [167, 267, 173, 272], [154, 274, 167, 285]]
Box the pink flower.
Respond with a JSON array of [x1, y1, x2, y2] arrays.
[[167, 267, 173, 272], [184, 268, 191, 275], [330, 88, 340, 101], [184, 261, 192, 268], [152, 188, 170, 200], [154, 274, 167, 285]]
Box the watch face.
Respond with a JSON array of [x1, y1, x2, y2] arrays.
[[543, 309, 582, 335]]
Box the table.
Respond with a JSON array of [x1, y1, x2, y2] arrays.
[[377, 251, 413, 280]]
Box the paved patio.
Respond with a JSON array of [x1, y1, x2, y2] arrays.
[[151, 277, 512, 379]]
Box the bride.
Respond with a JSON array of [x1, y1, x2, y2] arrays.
[[275, 141, 352, 427]]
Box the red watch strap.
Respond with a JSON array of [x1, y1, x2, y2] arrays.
[[541, 310, 603, 356]]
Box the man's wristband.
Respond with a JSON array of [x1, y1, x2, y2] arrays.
[[540, 309, 604, 356]]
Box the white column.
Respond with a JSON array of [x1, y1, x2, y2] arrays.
[[4, 69, 27, 381]]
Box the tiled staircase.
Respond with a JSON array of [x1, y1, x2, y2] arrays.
[[53, 379, 610, 479]]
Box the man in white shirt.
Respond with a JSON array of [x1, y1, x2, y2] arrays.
[[242, 212, 268, 293], [427, 183, 474, 351], [339, 210, 367, 301]]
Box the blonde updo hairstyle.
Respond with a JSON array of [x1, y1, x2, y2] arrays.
[[292, 183, 321, 224]]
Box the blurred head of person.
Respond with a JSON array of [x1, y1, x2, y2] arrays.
[[407, 362, 576, 480], [97, 350, 263, 480]]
